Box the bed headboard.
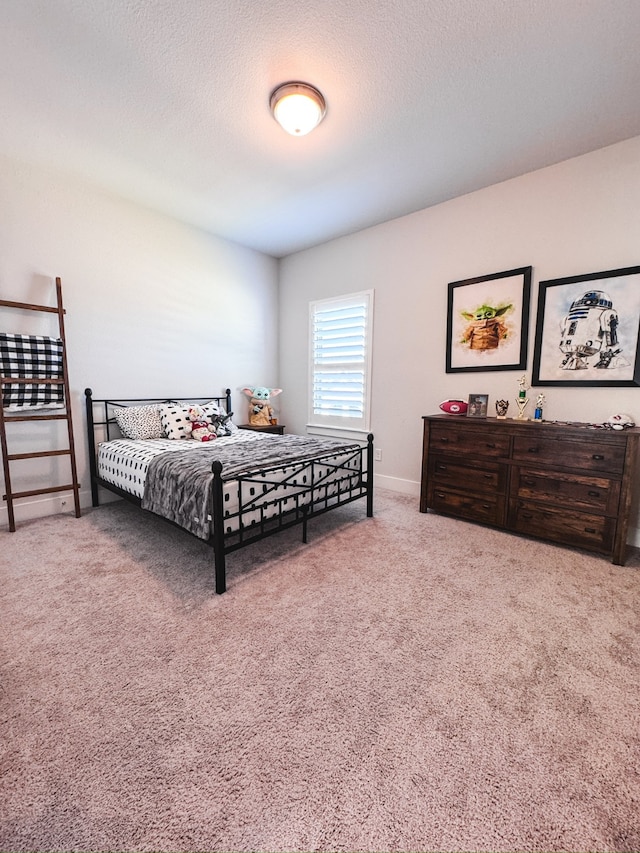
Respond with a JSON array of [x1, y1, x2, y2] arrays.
[[84, 388, 232, 503], [84, 388, 231, 439]]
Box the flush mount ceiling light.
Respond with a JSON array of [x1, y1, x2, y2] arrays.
[[269, 82, 326, 136]]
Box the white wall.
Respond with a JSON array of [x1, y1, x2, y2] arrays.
[[0, 156, 278, 527], [278, 136, 640, 544]]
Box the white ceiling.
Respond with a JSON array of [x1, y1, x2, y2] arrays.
[[2, 0, 640, 258]]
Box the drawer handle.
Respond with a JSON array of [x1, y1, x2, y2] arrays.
[[483, 473, 493, 480], [435, 492, 446, 499], [523, 478, 535, 486], [585, 527, 597, 534], [592, 454, 604, 460], [481, 504, 491, 510], [527, 447, 540, 454], [439, 437, 449, 443], [485, 443, 496, 449], [587, 490, 601, 497], [436, 464, 448, 471], [522, 512, 534, 519]]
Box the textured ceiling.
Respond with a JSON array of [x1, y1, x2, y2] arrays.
[[1, 0, 640, 257]]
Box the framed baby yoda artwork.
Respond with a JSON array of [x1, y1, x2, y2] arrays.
[[446, 266, 532, 373], [531, 265, 640, 387]]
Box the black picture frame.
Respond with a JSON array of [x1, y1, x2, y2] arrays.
[[446, 266, 532, 373], [532, 265, 640, 387]]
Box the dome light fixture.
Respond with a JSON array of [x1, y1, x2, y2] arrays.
[[269, 82, 326, 136]]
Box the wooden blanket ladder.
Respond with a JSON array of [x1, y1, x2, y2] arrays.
[[0, 277, 81, 531]]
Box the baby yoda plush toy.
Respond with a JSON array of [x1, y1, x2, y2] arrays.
[[241, 386, 282, 427]]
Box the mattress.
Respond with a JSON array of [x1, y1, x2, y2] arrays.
[[97, 430, 266, 500]]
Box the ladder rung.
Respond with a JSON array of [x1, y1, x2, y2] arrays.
[[2, 413, 69, 422], [0, 376, 65, 385], [0, 299, 61, 314], [3, 483, 80, 500], [8, 449, 71, 461]]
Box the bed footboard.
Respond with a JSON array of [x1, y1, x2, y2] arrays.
[[209, 434, 374, 594]]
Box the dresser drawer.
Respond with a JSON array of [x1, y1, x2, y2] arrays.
[[512, 435, 625, 474], [513, 468, 621, 515], [430, 423, 509, 459], [431, 456, 507, 495], [511, 500, 615, 553], [430, 488, 504, 525]]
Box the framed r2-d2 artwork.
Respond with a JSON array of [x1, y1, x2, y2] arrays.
[[532, 265, 640, 387]]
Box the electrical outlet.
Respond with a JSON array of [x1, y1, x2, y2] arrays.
[[374, 448, 382, 461]]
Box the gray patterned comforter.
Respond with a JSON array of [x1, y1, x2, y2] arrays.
[[141, 434, 362, 539]]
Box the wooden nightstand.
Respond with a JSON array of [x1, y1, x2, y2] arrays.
[[238, 423, 285, 435]]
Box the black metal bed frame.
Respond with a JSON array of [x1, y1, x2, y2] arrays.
[[84, 388, 374, 594]]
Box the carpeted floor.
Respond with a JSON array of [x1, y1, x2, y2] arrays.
[[1, 489, 639, 853]]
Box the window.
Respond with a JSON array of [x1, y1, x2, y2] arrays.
[[308, 290, 373, 436]]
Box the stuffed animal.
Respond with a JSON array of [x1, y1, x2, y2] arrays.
[[241, 386, 282, 427], [186, 405, 217, 442], [210, 411, 235, 437]]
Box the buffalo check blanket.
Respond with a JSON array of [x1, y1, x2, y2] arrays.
[[0, 333, 64, 410]]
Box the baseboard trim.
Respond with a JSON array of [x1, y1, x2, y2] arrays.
[[0, 487, 115, 529], [373, 473, 420, 497]]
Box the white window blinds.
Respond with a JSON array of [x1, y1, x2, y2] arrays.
[[309, 291, 373, 433]]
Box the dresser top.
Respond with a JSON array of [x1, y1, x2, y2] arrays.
[[423, 413, 640, 439]]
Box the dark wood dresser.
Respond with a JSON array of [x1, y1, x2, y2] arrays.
[[420, 414, 640, 564]]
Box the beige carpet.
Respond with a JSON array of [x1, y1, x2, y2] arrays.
[[1, 490, 639, 853]]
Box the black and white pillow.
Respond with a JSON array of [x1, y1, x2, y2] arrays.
[[114, 405, 164, 440], [159, 404, 193, 440]]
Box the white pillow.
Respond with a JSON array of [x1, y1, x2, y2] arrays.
[[159, 404, 193, 440], [114, 405, 164, 440], [200, 401, 225, 417]]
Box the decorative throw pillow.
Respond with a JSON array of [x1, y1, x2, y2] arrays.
[[114, 405, 164, 440], [159, 404, 193, 440], [200, 401, 222, 416]]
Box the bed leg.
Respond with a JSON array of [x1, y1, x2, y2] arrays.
[[366, 433, 374, 517], [214, 550, 226, 595], [301, 505, 309, 543], [84, 387, 100, 506], [211, 460, 226, 594]]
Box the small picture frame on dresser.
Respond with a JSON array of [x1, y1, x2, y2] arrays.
[[467, 394, 488, 417]]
